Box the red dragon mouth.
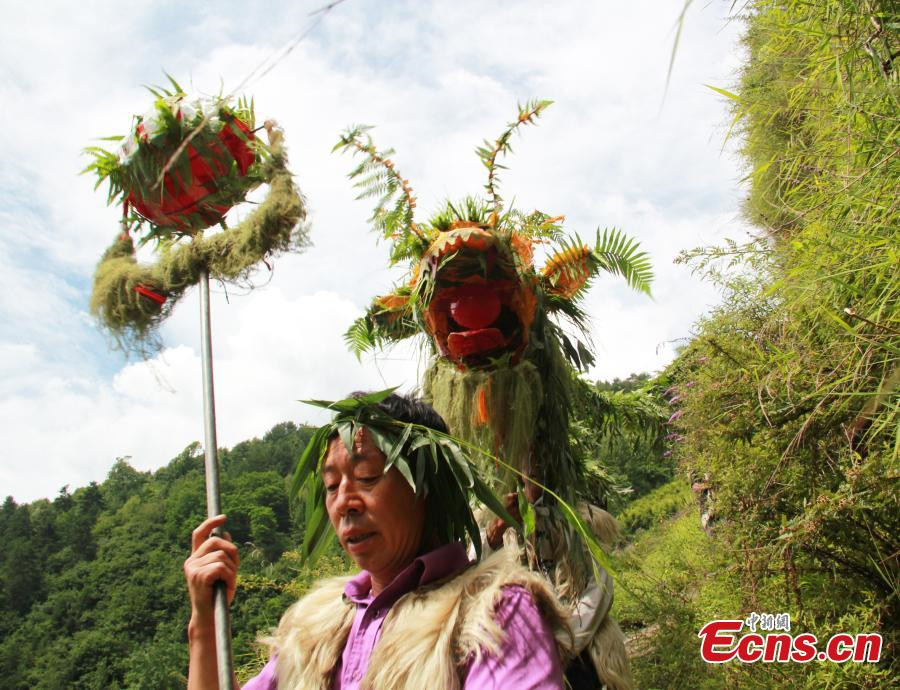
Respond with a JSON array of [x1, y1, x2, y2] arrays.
[[433, 282, 509, 363], [421, 230, 536, 370]]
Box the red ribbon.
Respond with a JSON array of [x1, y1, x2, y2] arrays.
[[134, 285, 167, 305]]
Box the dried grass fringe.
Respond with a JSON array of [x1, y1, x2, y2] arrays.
[[89, 142, 307, 356], [424, 358, 542, 490]]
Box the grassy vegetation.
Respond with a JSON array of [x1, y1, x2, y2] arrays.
[[616, 479, 691, 537], [613, 482, 895, 688], [613, 502, 735, 690], [617, 0, 898, 686], [0, 424, 358, 689]]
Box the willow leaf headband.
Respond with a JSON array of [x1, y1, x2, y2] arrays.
[[290, 389, 517, 564]]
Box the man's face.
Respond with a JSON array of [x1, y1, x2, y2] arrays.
[[322, 426, 425, 587]]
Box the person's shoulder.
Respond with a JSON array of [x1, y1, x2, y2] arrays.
[[465, 549, 573, 658], [455, 555, 571, 686], [453, 547, 566, 626], [497, 582, 535, 604], [460, 545, 529, 583], [494, 577, 564, 631], [489, 584, 544, 634]]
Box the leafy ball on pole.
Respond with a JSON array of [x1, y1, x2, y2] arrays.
[[84, 77, 308, 355]]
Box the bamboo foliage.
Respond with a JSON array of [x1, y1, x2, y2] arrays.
[[664, 1, 898, 684]]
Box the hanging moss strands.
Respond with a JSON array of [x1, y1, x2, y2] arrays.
[[424, 359, 541, 490], [85, 82, 307, 355]]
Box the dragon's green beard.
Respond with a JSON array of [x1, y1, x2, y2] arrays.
[[423, 318, 594, 598], [423, 359, 542, 492]]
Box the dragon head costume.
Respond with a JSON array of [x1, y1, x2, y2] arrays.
[[339, 101, 652, 511]]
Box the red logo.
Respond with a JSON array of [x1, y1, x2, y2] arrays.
[[699, 618, 882, 664]]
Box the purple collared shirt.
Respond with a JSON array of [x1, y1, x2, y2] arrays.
[[242, 542, 562, 689]]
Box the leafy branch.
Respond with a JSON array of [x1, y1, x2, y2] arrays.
[[476, 99, 553, 222], [591, 227, 654, 296], [290, 390, 518, 564], [343, 315, 379, 358], [334, 126, 426, 262], [543, 227, 654, 300]]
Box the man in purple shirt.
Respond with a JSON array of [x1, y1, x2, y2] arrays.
[[184, 392, 569, 689]]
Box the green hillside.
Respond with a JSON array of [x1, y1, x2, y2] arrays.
[[0, 423, 352, 688], [615, 0, 897, 687], [0, 379, 669, 688]]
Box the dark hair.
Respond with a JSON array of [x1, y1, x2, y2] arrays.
[[357, 391, 449, 434], [330, 392, 449, 442]]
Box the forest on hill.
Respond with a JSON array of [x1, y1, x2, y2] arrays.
[[0, 423, 326, 687], [2, 0, 897, 688]]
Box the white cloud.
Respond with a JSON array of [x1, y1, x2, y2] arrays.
[[0, 0, 751, 502], [1, 287, 422, 503]]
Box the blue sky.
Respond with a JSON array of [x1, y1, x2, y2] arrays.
[[0, 0, 750, 502]]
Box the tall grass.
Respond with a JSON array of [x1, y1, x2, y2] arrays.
[[652, 0, 898, 685]]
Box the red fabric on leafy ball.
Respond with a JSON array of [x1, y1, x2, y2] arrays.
[[128, 119, 256, 231], [447, 328, 505, 359]]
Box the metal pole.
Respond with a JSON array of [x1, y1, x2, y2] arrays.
[[199, 267, 235, 690]]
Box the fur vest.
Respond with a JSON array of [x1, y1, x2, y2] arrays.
[[262, 547, 573, 690]]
